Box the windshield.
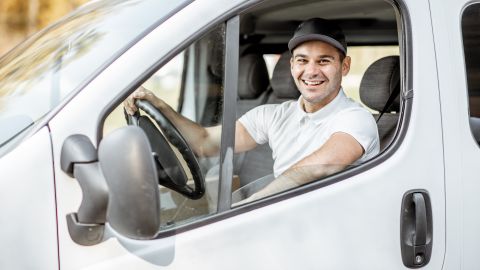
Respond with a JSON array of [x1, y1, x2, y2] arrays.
[[0, 0, 190, 154]]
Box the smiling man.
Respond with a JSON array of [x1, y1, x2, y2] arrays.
[[236, 18, 380, 200], [124, 18, 379, 202]]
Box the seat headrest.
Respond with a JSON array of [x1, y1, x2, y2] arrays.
[[270, 51, 300, 99], [238, 53, 270, 99], [359, 55, 400, 112]]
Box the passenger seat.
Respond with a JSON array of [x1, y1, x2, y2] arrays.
[[359, 55, 400, 150]]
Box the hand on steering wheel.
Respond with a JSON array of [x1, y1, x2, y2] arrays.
[[124, 88, 205, 200]]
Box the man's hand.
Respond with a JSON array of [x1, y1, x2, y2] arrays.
[[123, 86, 163, 115], [123, 86, 225, 157]]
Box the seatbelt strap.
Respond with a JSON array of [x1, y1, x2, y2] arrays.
[[376, 83, 400, 123]]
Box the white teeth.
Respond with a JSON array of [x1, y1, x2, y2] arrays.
[[302, 80, 323, 86]]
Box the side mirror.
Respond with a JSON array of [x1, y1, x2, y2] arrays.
[[99, 126, 160, 239]]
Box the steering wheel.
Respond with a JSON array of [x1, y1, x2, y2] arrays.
[[124, 99, 205, 200]]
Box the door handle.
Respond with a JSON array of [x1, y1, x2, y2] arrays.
[[401, 190, 432, 268], [413, 193, 427, 246]]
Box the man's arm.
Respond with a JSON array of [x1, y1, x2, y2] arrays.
[[243, 132, 364, 202], [124, 87, 257, 156]]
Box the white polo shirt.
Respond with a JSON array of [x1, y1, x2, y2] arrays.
[[239, 89, 380, 177]]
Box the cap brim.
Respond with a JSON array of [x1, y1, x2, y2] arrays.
[[288, 34, 346, 54]]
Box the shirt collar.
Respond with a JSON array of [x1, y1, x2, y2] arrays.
[[295, 88, 347, 124]]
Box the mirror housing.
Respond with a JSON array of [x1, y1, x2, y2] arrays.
[[60, 134, 107, 246], [99, 126, 160, 239]]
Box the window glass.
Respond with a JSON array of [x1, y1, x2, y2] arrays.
[[103, 24, 225, 229], [0, 0, 189, 155], [462, 4, 480, 144]]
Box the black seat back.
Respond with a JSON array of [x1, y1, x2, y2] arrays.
[[236, 53, 270, 117], [359, 55, 400, 150], [235, 51, 299, 185]]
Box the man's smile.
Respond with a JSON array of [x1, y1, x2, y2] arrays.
[[301, 79, 326, 86]]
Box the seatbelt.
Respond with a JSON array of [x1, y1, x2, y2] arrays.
[[376, 82, 400, 123]]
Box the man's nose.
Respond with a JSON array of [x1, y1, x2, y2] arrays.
[[304, 62, 321, 76]]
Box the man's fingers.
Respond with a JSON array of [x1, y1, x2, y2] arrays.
[[123, 87, 158, 115], [133, 88, 154, 102], [123, 93, 138, 115], [132, 90, 144, 99]]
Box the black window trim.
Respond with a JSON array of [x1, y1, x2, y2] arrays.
[[460, 1, 480, 146]]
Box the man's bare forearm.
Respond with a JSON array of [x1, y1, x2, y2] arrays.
[[125, 88, 221, 157], [244, 165, 346, 202]]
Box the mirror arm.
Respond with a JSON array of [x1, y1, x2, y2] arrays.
[[61, 135, 108, 246]]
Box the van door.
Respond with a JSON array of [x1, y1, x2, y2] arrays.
[[0, 127, 58, 269], [49, 0, 447, 269], [431, 0, 480, 268]]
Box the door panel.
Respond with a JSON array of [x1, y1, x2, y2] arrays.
[[50, 0, 446, 269], [431, 0, 480, 268], [49, 0, 245, 269], [0, 127, 58, 269]]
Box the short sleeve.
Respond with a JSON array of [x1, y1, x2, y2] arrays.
[[238, 104, 276, 145], [329, 108, 380, 159]]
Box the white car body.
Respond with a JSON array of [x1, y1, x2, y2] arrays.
[[0, 0, 478, 269]]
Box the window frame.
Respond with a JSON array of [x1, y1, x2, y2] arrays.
[[461, 2, 480, 146], [222, 0, 412, 210], [95, 0, 412, 239]]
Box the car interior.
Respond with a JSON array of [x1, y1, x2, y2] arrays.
[[103, 0, 402, 228], [232, 0, 401, 186]]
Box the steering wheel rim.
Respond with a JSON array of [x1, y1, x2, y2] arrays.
[[125, 99, 205, 200]]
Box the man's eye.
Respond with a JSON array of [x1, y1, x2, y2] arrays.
[[319, 59, 331, 64], [296, 59, 307, 63]]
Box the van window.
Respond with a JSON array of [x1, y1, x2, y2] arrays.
[[103, 24, 225, 229], [103, 0, 404, 231], [232, 0, 401, 205], [461, 3, 480, 145]]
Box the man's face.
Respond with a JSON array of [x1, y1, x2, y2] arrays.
[[290, 40, 351, 112]]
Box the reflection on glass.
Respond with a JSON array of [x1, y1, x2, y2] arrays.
[[102, 24, 226, 230], [232, 164, 353, 206], [157, 25, 225, 229], [0, 0, 189, 154]]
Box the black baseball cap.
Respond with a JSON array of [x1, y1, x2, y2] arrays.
[[288, 18, 347, 55]]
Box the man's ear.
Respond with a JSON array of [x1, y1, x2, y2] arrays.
[[342, 56, 351, 76], [290, 57, 294, 70]]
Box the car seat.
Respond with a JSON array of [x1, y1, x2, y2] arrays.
[[236, 53, 270, 118], [359, 55, 400, 150], [235, 51, 299, 186]]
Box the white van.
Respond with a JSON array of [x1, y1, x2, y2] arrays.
[[0, 0, 478, 269]]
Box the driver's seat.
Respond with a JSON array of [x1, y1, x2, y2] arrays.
[[235, 51, 299, 186]]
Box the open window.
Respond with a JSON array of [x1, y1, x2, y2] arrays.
[[231, 0, 403, 204], [99, 0, 405, 236]]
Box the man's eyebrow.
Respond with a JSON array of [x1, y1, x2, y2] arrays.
[[293, 54, 308, 59], [293, 54, 335, 59], [317, 55, 335, 60]]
